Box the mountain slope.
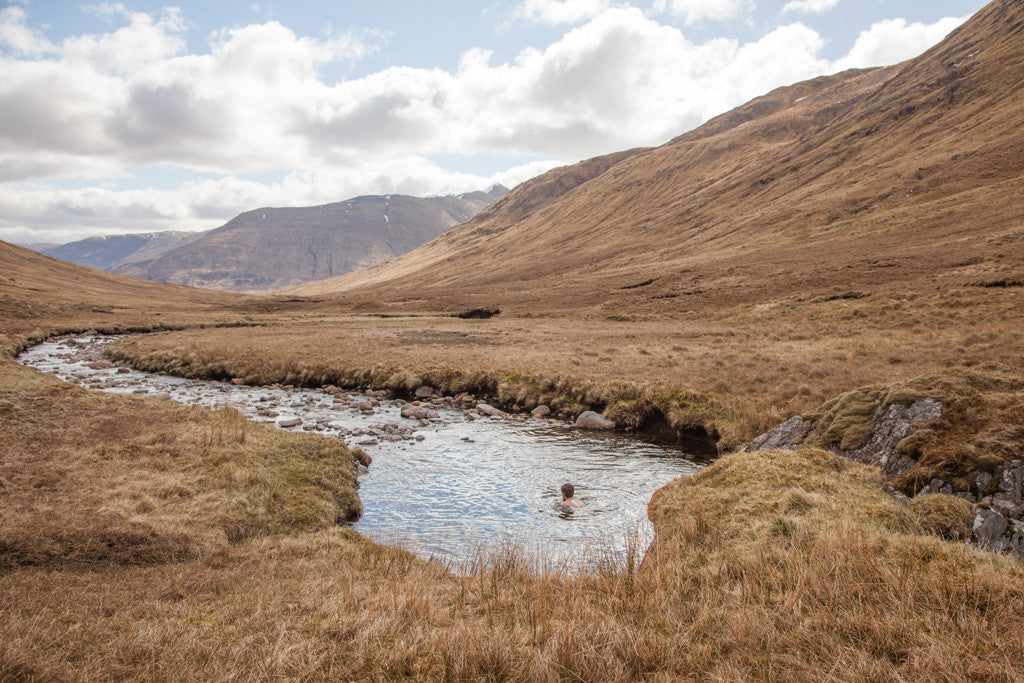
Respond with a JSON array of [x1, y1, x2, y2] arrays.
[[37, 231, 206, 272], [291, 0, 1024, 316], [116, 187, 507, 292]]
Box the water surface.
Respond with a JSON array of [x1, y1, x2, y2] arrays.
[[18, 334, 709, 569]]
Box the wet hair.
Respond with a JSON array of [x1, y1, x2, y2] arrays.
[[561, 483, 575, 499]]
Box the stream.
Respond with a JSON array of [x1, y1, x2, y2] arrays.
[[18, 334, 712, 570]]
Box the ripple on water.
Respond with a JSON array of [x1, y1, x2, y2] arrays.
[[18, 335, 710, 570]]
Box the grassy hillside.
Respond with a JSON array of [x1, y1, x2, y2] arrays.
[[291, 1, 1024, 318]]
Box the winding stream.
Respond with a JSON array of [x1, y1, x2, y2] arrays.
[[18, 334, 711, 570]]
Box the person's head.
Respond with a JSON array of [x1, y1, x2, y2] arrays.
[[561, 483, 575, 499]]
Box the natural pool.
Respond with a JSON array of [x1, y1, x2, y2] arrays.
[[19, 334, 713, 569]]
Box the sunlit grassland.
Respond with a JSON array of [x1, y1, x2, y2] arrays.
[[108, 285, 1024, 450], [3, 243, 1024, 678]]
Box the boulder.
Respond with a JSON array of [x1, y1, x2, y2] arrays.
[[741, 415, 813, 452], [973, 508, 1009, 545], [277, 418, 302, 428], [575, 411, 615, 431], [969, 470, 994, 493], [531, 405, 552, 419]]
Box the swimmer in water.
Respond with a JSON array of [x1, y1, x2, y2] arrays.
[[558, 482, 583, 510]]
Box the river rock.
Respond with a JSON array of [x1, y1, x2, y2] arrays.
[[476, 403, 503, 417], [531, 405, 551, 418], [277, 418, 302, 428], [415, 386, 440, 399], [575, 411, 615, 431], [973, 508, 1009, 545], [401, 405, 439, 420]]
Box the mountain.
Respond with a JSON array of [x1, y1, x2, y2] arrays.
[[114, 187, 508, 292], [289, 1, 1024, 316], [35, 231, 206, 272]]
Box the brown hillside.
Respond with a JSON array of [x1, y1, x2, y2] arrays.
[[291, 0, 1024, 316], [0, 239, 245, 352]]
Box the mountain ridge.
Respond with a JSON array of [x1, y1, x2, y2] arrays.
[[288, 0, 1024, 317], [75, 186, 508, 292]]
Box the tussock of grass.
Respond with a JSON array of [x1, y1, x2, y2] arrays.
[[0, 360, 362, 571], [907, 494, 974, 540], [645, 448, 1024, 679]]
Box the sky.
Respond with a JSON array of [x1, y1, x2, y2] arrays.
[[0, 0, 989, 244]]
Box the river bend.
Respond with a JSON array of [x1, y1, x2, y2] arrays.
[[18, 334, 707, 570]]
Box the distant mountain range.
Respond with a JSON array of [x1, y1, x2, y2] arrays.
[[24, 186, 507, 292], [37, 232, 204, 273]]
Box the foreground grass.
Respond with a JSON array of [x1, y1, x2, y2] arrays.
[[4, 436, 1022, 679], [0, 358, 363, 571]]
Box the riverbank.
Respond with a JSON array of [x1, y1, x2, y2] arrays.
[[18, 334, 703, 567], [3, 259, 1024, 677], [104, 288, 1024, 450], [3, 350, 1022, 678]]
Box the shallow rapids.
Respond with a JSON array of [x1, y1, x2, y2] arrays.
[[18, 334, 710, 570]]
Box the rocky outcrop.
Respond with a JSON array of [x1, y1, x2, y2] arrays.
[[742, 398, 942, 478], [741, 415, 814, 453], [744, 400, 1024, 560]]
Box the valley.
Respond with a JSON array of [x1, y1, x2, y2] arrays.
[[2, 0, 1024, 679]]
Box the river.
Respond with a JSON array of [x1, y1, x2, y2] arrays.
[[18, 334, 712, 570]]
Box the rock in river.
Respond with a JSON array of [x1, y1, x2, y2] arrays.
[[575, 411, 615, 431]]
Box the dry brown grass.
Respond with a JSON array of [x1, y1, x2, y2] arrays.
[[3, 447, 1022, 680], [106, 283, 1024, 450], [0, 358, 362, 572]]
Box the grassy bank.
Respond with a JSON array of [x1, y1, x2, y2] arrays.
[[0, 357, 365, 572], [4, 440, 1022, 679], [105, 285, 1024, 449]]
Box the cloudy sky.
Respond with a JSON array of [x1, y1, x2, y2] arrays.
[[0, 0, 987, 244]]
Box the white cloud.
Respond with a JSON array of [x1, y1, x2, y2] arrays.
[[834, 16, 967, 70], [651, 0, 753, 25], [514, 0, 613, 25], [781, 0, 839, 15], [0, 6, 973, 242], [0, 6, 56, 56]]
